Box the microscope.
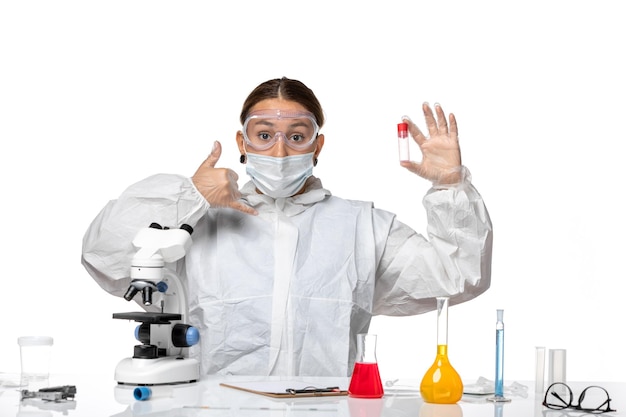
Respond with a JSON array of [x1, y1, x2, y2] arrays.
[[112, 222, 200, 386]]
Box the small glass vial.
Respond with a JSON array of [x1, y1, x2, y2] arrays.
[[397, 122, 409, 161]]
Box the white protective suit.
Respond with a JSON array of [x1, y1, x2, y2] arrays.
[[81, 170, 492, 377]]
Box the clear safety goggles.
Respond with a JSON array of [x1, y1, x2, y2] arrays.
[[242, 109, 319, 151]]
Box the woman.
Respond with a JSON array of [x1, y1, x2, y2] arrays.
[[82, 77, 492, 377]]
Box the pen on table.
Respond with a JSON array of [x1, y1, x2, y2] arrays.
[[286, 386, 340, 394]]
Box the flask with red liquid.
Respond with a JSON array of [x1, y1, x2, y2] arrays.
[[348, 333, 384, 398]]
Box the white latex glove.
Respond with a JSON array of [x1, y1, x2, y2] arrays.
[[192, 141, 258, 215], [400, 102, 463, 186]]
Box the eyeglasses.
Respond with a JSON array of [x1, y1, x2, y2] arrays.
[[542, 382, 616, 414], [242, 109, 319, 151]]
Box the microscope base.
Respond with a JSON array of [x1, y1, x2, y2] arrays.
[[115, 356, 200, 386]]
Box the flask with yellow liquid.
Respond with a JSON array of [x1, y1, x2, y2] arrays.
[[420, 297, 463, 404]]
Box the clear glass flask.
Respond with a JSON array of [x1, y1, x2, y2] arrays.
[[348, 333, 384, 398], [420, 297, 463, 404]]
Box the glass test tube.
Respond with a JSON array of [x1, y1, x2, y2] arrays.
[[487, 309, 510, 403], [494, 309, 504, 397], [535, 346, 546, 394], [548, 349, 566, 386], [397, 122, 409, 161]]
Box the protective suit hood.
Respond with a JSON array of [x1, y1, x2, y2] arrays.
[[241, 176, 331, 217]]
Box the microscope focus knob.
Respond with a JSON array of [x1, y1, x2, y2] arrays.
[[172, 324, 200, 347], [133, 344, 158, 359], [156, 281, 168, 293], [135, 323, 151, 344]]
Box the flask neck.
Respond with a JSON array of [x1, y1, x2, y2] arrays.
[[355, 334, 378, 363], [436, 297, 449, 346]]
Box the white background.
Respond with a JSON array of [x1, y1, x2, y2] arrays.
[[1, 0, 624, 384]]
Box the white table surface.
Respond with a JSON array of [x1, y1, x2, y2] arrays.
[[1, 373, 624, 416]]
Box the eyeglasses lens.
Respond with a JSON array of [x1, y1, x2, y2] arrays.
[[543, 383, 614, 414], [544, 383, 572, 409], [578, 386, 613, 413]]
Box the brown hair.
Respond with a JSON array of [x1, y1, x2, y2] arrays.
[[239, 77, 325, 128]]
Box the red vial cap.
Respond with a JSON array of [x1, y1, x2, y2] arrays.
[[397, 122, 408, 135]]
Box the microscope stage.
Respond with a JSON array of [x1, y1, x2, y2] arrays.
[[113, 312, 182, 323]]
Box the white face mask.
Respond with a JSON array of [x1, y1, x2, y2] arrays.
[[246, 152, 315, 198]]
